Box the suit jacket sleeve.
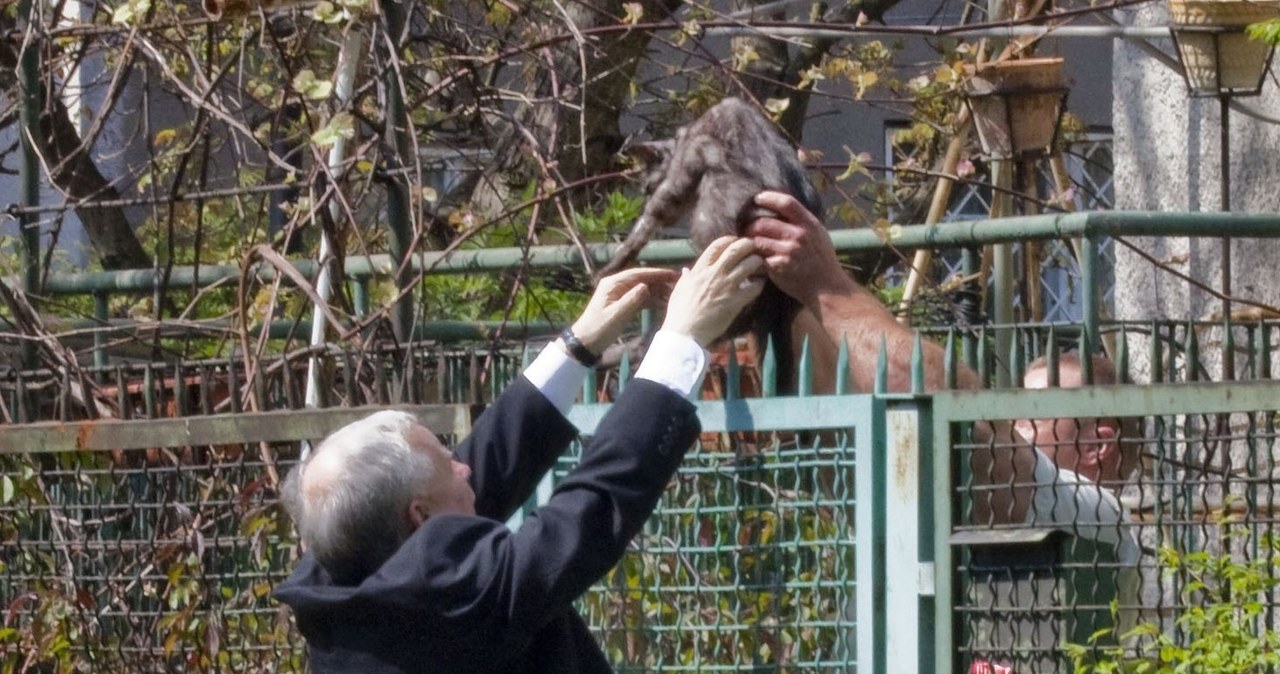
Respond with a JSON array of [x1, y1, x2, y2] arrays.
[[370, 379, 700, 650], [453, 376, 579, 521]]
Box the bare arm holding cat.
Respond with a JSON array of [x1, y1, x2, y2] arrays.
[[745, 190, 1034, 524], [746, 191, 978, 394]]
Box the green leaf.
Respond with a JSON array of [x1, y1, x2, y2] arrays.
[[311, 112, 356, 148], [292, 69, 333, 100], [111, 0, 151, 25], [1, 475, 12, 504]]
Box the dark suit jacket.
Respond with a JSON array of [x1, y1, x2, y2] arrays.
[[274, 377, 701, 673]]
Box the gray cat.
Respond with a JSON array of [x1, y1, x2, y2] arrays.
[[601, 97, 823, 391], [600, 97, 822, 274]]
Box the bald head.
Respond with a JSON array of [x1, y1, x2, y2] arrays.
[[1021, 353, 1141, 484]]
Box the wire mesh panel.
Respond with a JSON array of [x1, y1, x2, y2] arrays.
[[2, 348, 876, 672], [936, 382, 1280, 674], [565, 397, 870, 672], [949, 420, 1144, 674], [0, 446, 304, 672]]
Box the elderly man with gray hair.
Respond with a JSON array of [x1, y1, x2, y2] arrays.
[[273, 237, 767, 674]]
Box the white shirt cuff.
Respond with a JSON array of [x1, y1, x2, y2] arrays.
[[635, 329, 709, 399], [522, 342, 588, 416]]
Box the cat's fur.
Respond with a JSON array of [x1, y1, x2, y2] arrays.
[[601, 97, 822, 392]]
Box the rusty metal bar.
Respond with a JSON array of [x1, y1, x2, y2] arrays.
[[0, 404, 471, 453]]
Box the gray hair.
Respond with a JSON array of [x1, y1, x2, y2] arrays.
[[282, 410, 435, 583]]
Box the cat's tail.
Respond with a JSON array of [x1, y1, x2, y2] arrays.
[[596, 215, 656, 281]]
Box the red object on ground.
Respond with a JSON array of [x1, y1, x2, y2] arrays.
[[970, 660, 1014, 674]]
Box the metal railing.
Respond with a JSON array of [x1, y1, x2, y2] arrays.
[[932, 380, 1280, 674], [8, 210, 1280, 375], [6, 331, 1280, 671]]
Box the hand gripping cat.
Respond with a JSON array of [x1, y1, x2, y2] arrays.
[[598, 97, 823, 392]]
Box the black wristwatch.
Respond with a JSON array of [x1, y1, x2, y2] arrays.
[[559, 327, 601, 367]]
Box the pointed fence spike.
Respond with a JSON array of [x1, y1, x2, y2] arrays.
[[1247, 321, 1259, 380], [1150, 320, 1164, 384], [144, 364, 157, 418], [1117, 325, 1129, 384], [1078, 328, 1094, 386], [762, 335, 778, 398], [978, 326, 990, 389], [726, 340, 740, 401], [1223, 315, 1235, 381], [911, 331, 924, 395], [875, 337, 888, 395], [1009, 329, 1023, 388], [1262, 321, 1273, 380], [225, 359, 241, 414], [174, 362, 188, 415], [116, 365, 131, 419], [1046, 327, 1060, 388], [1186, 320, 1200, 382], [583, 367, 598, 404], [835, 335, 850, 395], [799, 335, 813, 397], [619, 349, 632, 394], [944, 329, 957, 390]]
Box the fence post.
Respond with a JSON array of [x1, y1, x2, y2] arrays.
[[1081, 234, 1100, 363], [932, 399, 957, 674], [17, 0, 41, 371], [857, 395, 887, 674], [381, 1, 416, 342], [93, 292, 109, 371], [882, 396, 934, 674]]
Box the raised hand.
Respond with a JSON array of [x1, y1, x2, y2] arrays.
[[745, 190, 855, 309], [662, 236, 765, 347], [571, 267, 679, 355]]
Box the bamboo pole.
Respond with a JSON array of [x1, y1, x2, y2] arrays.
[[1019, 159, 1043, 322], [898, 112, 973, 323]]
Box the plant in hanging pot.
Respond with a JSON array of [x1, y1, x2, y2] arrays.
[[1168, 0, 1280, 95], [962, 57, 1068, 160]]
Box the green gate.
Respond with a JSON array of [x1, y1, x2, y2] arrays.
[[931, 380, 1280, 674], [562, 386, 881, 672]]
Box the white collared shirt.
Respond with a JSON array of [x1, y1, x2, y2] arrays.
[[522, 329, 709, 416]]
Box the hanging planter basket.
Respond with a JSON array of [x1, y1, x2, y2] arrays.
[[1168, 0, 1280, 96], [963, 57, 1068, 160]]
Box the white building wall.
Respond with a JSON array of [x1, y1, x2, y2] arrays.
[[1113, 2, 1280, 382]]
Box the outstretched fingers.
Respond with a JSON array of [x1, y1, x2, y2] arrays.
[[754, 191, 818, 227]]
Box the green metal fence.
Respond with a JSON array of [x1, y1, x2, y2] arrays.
[[0, 350, 881, 673], [6, 340, 1280, 672], [932, 380, 1280, 674], [13, 203, 1280, 670], [566, 388, 873, 671]]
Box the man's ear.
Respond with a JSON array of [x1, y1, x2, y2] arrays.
[[1094, 423, 1119, 465], [408, 499, 430, 528]]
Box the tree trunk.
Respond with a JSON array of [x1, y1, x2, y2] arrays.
[[0, 35, 150, 271], [475, 0, 685, 217]]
